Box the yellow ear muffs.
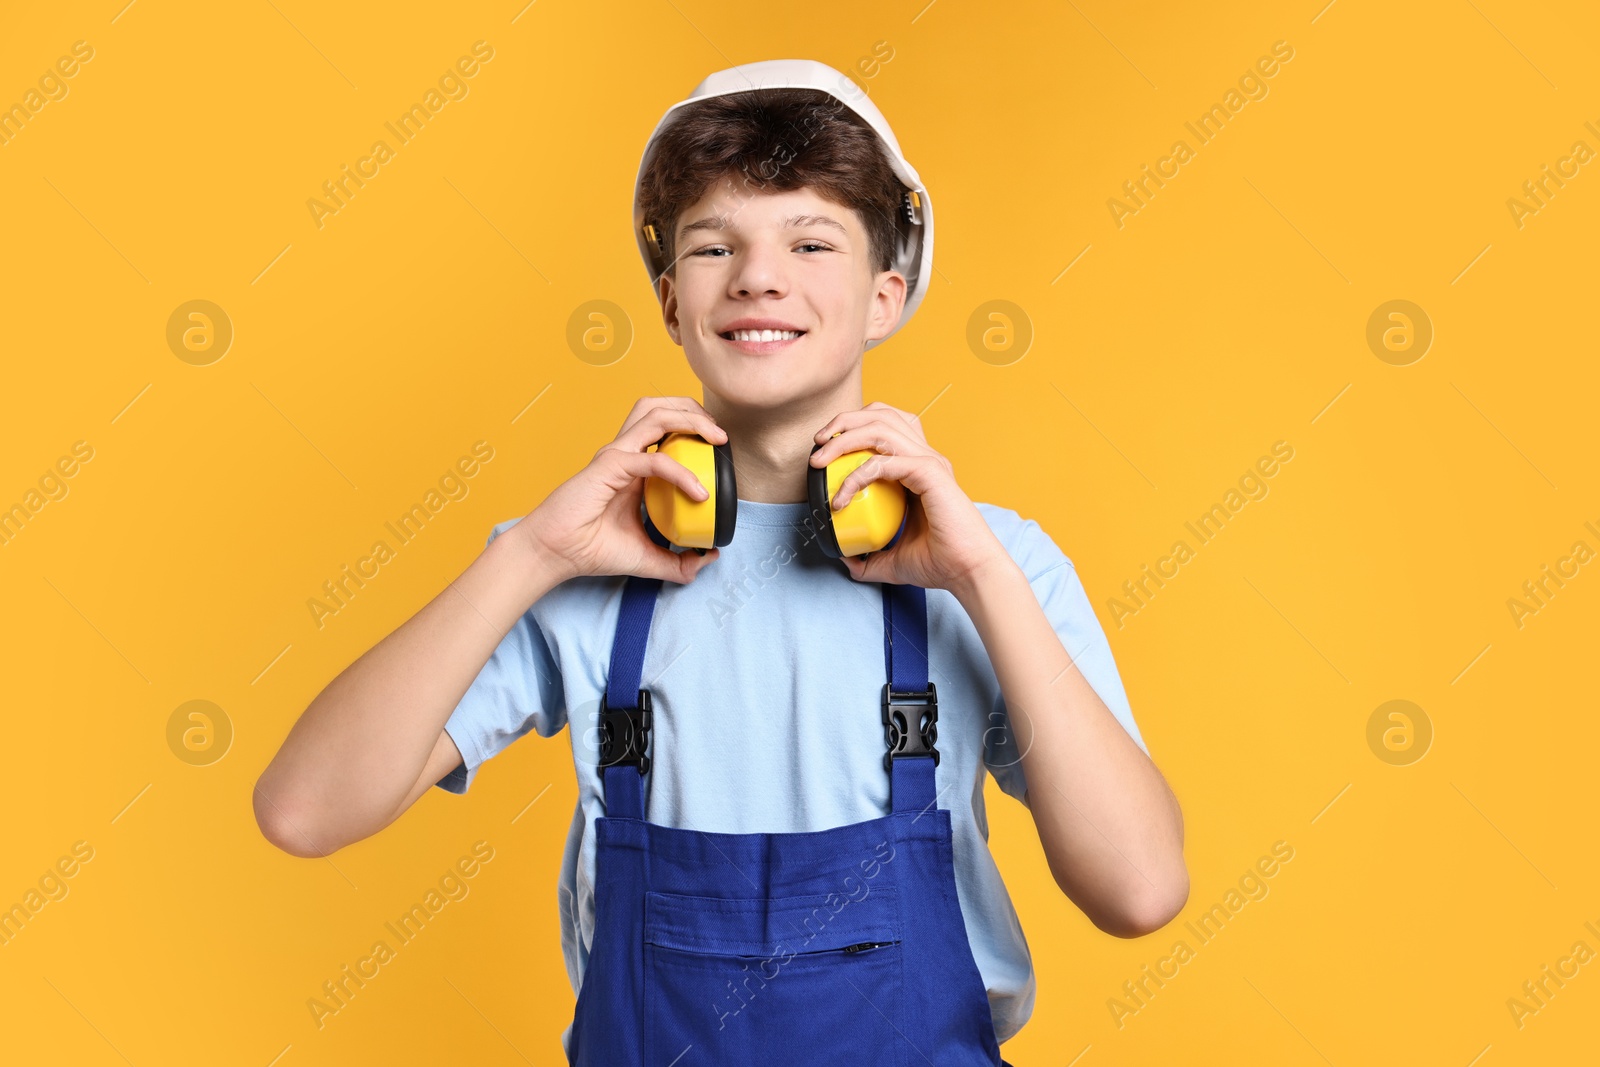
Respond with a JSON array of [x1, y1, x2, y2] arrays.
[[808, 436, 909, 560], [641, 431, 908, 559], [642, 432, 736, 551]]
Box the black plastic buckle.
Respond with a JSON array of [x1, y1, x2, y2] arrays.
[[882, 682, 939, 772], [598, 689, 652, 775]]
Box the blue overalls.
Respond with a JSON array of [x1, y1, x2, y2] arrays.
[[565, 573, 1017, 1066]]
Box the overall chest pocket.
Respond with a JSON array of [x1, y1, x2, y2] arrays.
[[643, 885, 906, 1067]]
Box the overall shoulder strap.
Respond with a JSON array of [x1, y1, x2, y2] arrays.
[[600, 575, 662, 819], [882, 584, 939, 815]]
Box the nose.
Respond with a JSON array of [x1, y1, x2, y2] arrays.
[[728, 237, 788, 299]]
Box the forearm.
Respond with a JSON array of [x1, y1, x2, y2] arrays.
[[254, 522, 562, 854], [953, 556, 1187, 937]]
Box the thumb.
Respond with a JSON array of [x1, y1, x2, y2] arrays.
[[654, 546, 719, 584], [846, 546, 904, 585], [842, 552, 870, 583]]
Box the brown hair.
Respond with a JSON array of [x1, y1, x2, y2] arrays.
[[637, 87, 905, 281]]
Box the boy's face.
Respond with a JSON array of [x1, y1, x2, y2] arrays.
[[657, 175, 907, 414]]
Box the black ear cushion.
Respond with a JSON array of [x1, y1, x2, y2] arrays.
[[712, 439, 737, 547], [807, 442, 844, 559]]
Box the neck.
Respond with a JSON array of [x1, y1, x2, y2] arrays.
[[703, 378, 863, 504]]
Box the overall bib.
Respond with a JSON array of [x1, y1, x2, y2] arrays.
[[565, 574, 1017, 1066]]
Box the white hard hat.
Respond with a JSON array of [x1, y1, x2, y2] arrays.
[[632, 58, 933, 350]]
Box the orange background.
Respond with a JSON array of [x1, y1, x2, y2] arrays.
[[2, 0, 1597, 1063]]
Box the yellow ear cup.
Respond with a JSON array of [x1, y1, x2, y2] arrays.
[[809, 440, 908, 558], [642, 432, 735, 550]]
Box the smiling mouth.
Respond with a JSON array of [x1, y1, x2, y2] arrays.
[[719, 329, 807, 342], [718, 329, 807, 351]]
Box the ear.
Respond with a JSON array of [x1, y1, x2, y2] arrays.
[[865, 269, 908, 345], [658, 272, 681, 346]]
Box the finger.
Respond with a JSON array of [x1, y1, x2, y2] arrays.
[[840, 548, 894, 585], [611, 408, 727, 459], [815, 403, 927, 447], [644, 394, 721, 434], [619, 397, 724, 448], [810, 420, 925, 471], [828, 452, 940, 510], [605, 449, 712, 502], [841, 552, 867, 582], [621, 395, 708, 434], [652, 546, 720, 585], [869, 401, 928, 444], [633, 399, 729, 451], [812, 408, 867, 445], [644, 402, 727, 448]]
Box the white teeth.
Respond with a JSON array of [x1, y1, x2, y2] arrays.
[[728, 329, 802, 342]]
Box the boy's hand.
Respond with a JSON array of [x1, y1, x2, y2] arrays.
[[811, 401, 1012, 594], [520, 396, 725, 585]]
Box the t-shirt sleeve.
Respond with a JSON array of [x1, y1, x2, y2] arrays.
[[984, 513, 1148, 810], [435, 521, 567, 794]]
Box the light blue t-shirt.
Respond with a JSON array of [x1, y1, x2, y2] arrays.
[[436, 497, 1148, 1056]]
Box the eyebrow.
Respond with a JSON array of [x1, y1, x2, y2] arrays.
[[678, 213, 849, 239]]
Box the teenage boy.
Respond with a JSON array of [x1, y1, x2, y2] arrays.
[[256, 59, 1186, 1061]]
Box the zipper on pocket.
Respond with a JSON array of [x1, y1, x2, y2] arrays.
[[841, 940, 901, 954]]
